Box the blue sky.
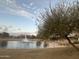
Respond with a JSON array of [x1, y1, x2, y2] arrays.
[[0, 0, 75, 34]]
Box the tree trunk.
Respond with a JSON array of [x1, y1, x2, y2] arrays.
[[65, 35, 79, 51]]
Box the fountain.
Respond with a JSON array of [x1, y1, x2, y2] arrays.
[[21, 34, 32, 43]]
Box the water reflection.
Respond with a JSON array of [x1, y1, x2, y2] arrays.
[[0, 41, 8, 48], [36, 41, 41, 48], [3, 40, 45, 49], [43, 41, 48, 48]]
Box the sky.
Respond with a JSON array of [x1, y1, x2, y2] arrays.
[[0, 0, 76, 34]]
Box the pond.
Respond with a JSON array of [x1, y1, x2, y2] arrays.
[[0, 39, 47, 49]]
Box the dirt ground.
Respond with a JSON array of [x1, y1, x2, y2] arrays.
[[0, 47, 79, 59]]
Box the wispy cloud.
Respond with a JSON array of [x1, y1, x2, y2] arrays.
[[16, 9, 35, 18], [0, 0, 35, 19], [29, 2, 34, 6]]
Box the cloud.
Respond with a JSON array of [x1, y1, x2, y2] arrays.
[[0, 0, 35, 19], [22, 3, 31, 9], [29, 2, 34, 6], [22, 3, 27, 7], [6, 0, 13, 3], [16, 9, 35, 18]]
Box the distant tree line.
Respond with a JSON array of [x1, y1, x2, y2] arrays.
[[26, 35, 36, 39], [0, 32, 37, 40], [12, 34, 36, 39], [0, 32, 9, 38]]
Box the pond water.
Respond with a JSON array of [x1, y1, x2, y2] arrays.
[[0, 39, 46, 49]]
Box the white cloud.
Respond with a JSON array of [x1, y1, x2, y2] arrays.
[[22, 3, 31, 9], [6, 0, 13, 3], [29, 2, 34, 6], [22, 3, 27, 7], [16, 9, 35, 18], [0, 0, 35, 20], [32, 6, 37, 10]]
